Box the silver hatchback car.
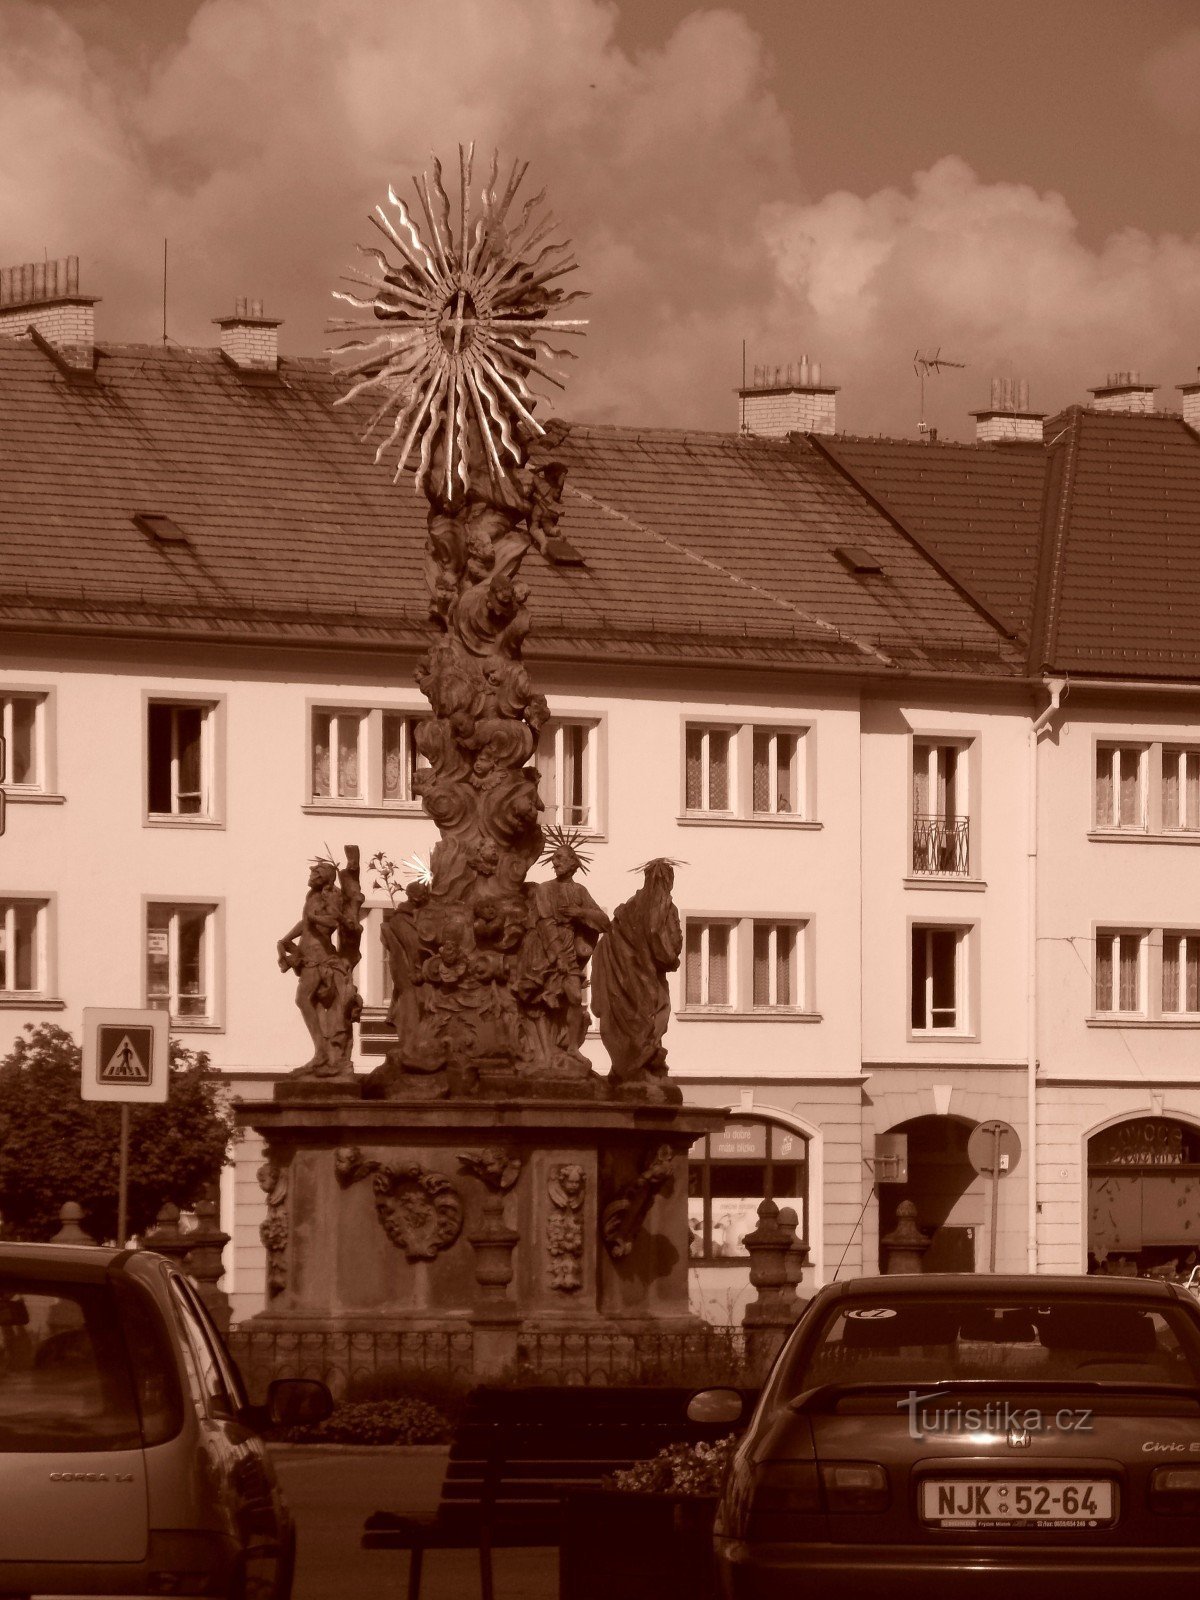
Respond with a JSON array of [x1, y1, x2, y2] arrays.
[[0, 1240, 329, 1600]]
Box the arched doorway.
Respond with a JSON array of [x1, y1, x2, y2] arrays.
[[1088, 1116, 1200, 1277], [877, 1115, 982, 1273]]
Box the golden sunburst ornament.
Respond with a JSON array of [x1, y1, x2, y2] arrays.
[[331, 144, 588, 502]]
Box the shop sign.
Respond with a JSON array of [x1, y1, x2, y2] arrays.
[[710, 1123, 768, 1162], [1091, 1118, 1188, 1168]]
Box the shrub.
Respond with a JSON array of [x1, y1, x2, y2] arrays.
[[343, 1364, 474, 1424], [282, 1397, 452, 1446], [606, 1435, 738, 1497]]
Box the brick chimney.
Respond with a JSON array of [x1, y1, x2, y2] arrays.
[[970, 376, 1045, 443], [1177, 368, 1200, 432], [0, 256, 97, 369], [1089, 370, 1157, 414], [738, 356, 838, 437], [214, 296, 281, 370]]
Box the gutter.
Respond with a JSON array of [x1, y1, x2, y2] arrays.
[[1027, 676, 1067, 1271]]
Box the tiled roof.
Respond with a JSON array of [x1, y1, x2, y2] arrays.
[[1035, 407, 1200, 678], [0, 337, 1021, 679], [815, 433, 1048, 641]]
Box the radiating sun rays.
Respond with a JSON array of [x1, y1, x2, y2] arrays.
[[331, 144, 588, 501]]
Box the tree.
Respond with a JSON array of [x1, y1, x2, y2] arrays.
[[0, 1022, 237, 1242]]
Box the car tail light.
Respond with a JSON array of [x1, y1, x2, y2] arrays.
[[744, 1461, 822, 1540], [1150, 1465, 1200, 1513], [820, 1462, 890, 1513]]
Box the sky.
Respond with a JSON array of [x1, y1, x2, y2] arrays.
[[5, 0, 1200, 439]]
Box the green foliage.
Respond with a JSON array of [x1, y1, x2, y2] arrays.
[[0, 1023, 236, 1243], [281, 1397, 452, 1446]]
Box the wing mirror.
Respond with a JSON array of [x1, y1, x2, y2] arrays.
[[686, 1387, 744, 1425], [265, 1378, 334, 1428]]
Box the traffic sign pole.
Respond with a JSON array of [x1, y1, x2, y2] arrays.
[[117, 1104, 130, 1248], [989, 1123, 1002, 1272]]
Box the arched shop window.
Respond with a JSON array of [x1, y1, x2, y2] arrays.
[[687, 1118, 809, 1262]]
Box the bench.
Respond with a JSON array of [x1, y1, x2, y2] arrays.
[[361, 1384, 754, 1600]]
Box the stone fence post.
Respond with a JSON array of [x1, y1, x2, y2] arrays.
[[742, 1199, 807, 1375], [187, 1192, 232, 1334], [881, 1199, 931, 1274], [51, 1201, 94, 1244], [468, 1193, 520, 1379]]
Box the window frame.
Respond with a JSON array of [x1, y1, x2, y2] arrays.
[[907, 731, 979, 879], [304, 700, 428, 814], [680, 718, 816, 824], [680, 913, 816, 1017], [1161, 930, 1200, 1016], [1093, 741, 1149, 833], [143, 897, 224, 1031], [907, 919, 978, 1040], [535, 714, 606, 835], [1093, 926, 1149, 1018], [683, 918, 736, 1009], [0, 690, 52, 794], [0, 893, 58, 1005], [687, 1115, 810, 1265], [143, 693, 224, 828]]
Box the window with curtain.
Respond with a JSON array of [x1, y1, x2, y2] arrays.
[[148, 702, 211, 817], [1095, 930, 1146, 1015], [1095, 744, 1146, 830], [687, 1119, 808, 1262], [1163, 933, 1200, 1014], [684, 921, 732, 1007]]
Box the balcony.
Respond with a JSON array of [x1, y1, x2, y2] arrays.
[[912, 814, 970, 876]]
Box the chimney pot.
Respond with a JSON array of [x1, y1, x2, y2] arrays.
[[737, 352, 838, 436], [971, 375, 1044, 443], [0, 253, 96, 368], [214, 295, 282, 371], [1090, 369, 1158, 414]]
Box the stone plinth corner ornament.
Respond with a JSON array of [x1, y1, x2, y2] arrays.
[[335, 1145, 464, 1261], [545, 1161, 586, 1292], [602, 1143, 675, 1259]]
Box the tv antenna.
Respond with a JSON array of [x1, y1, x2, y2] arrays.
[[913, 348, 966, 438]]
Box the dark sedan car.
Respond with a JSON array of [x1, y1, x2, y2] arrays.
[[709, 1273, 1200, 1598], [0, 1241, 329, 1600]]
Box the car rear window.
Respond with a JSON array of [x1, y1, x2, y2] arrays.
[[0, 1276, 144, 1451], [776, 1295, 1200, 1394]]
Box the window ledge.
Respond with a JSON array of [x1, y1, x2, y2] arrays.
[[1088, 1015, 1200, 1029], [908, 1031, 980, 1044], [677, 815, 821, 830], [904, 876, 986, 892], [1086, 829, 1200, 845], [4, 791, 66, 805], [144, 815, 223, 829], [302, 802, 425, 818], [167, 1020, 223, 1033], [676, 1008, 823, 1023], [0, 995, 65, 1010]]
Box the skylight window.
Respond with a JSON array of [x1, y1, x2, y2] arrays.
[[134, 512, 190, 545], [833, 544, 883, 575]]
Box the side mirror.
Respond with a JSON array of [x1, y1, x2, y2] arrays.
[[266, 1378, 333, 1429], [687, 1387, 744, 1426]]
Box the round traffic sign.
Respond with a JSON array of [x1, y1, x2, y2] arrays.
[[967, 1119, 1021, 1177]]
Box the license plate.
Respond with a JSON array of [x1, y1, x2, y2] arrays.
[[920, 1478, 1114, 1528]]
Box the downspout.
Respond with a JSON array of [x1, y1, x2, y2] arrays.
[[1027, 677, 1066, 1270]]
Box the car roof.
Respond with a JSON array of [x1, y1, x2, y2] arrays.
[[0, 1241, 138, 1283], [825, 1273, 1176, 1302]]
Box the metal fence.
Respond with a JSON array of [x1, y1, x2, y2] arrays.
[[227, 1327, 474, 1400], [512, 1325, 757, 1387], [911, 815, 970, 875]]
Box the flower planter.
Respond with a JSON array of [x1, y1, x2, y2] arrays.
[[558, 1489, 718, 1600]]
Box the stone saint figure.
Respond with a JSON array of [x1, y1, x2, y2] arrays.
[[380, 879, 433, 1052], [517, 840, 611, 1072], [276, 850, 363, 1077], [591, 857, 683, 1101]]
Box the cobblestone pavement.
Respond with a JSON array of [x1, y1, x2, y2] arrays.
[[273, 1446, 559, 1600]]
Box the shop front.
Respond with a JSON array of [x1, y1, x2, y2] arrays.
[[1088, 1116, 1200, 1277]]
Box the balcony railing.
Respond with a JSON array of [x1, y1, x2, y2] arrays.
[[912, 814, 970, 876]]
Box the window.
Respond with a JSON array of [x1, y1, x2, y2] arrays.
[[537, 719, 599, 830], [1095, 930, 1146, 1016], [309, 707, 423, 807], [0, 695, 44, 789], [687, 1118, 808, 1262], [685, 726, 732, 813], [1163, 933, 1200, 1014], [357, 905, 391, 1010], [684, 921, 732, 1007], [683, 721, 812, 820], [146, 903, 216, 1024], [147, 701, 213, 818], [0, 899, 45, 994], [912, 739, 971, 874], [1095, 744, 1147, 830], [1163, 748, 1200, 832], [752, 921, 800, 1008], [911, 925, 968, 1031]]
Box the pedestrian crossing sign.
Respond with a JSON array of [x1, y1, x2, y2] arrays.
[[82, 1008, 169, 1103]]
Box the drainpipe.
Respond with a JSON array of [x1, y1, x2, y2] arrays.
[[1027, 678, 1066, 1271]]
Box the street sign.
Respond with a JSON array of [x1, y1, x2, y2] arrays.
[[968, 1120, 1021, 1176], [82, 1008, 169, 1104]]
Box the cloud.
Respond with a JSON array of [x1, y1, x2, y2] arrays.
[[2, 1, 1200, 440]]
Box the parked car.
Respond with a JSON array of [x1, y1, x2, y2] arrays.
[[699, 1273, 1200, 1598], [0, 1240, 330, 1599]]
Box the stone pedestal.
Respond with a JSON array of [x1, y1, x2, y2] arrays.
[[882, 1199, 931, 1274], [236, 1095, 727, 1338], [742, 1199, 807, 1371]]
